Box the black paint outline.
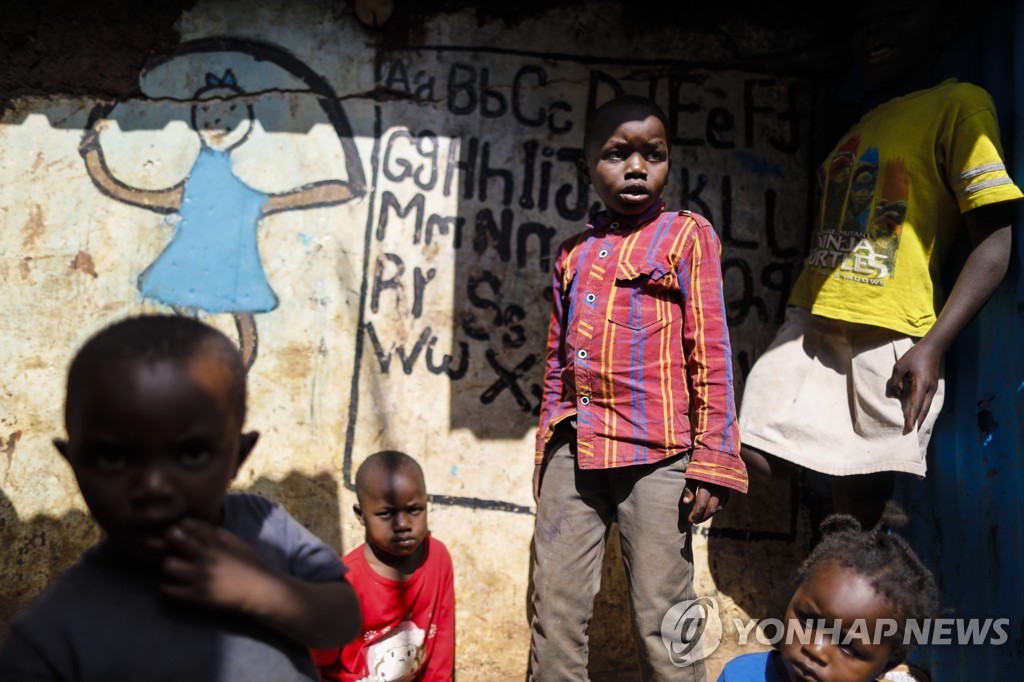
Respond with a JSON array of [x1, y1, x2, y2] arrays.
[[145, 36, 367, 198], [344, 42, 802, 539], [345, 47, 809, 542], [340, 107, 536, 515]]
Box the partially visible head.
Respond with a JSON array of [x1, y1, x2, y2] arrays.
[[852, 0, 960, 94], [779, 504, 939, 681], [354, 450, 429, 560], [581, 95, 670, 219], [191, 69, 255, 152], [56, 314, 256, 567]]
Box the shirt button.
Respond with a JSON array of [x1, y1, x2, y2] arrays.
[[586, 293, 596, 303], [610, 222, 619, 229], [580, 396, 590, 406], [578, 349, 587, 359], [598, 249, 609, 258]]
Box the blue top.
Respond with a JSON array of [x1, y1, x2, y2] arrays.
[[138, 147, 276, 313], [718, 651, 788, 681]]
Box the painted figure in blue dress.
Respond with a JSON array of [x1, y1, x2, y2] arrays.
[[80, 70, 360, 370]]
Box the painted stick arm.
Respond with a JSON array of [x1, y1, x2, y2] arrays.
[[262, 179, 360, 215], [80, 136, 185, 214]]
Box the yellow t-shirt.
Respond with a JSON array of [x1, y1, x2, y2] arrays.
[[788, 79, 1023, 337]]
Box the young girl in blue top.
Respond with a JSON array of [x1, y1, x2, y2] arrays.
[[719, 504, 938, 682]]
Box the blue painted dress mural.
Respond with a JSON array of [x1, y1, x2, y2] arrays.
[[138, 146, 275, 314], [80, 67, 365, 370]]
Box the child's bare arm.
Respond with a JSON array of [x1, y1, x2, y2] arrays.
[[160, 518, 361, 649], [888, 201, 1015, 432]]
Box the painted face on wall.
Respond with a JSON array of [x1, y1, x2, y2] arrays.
[[55, 354, 254, 567], [191, 96, 255, 152], [582, 109, 670, 219], [779, 562, 896, 682], [355, 466, 429, 563]]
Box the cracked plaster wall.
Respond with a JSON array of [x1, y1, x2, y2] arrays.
[[0, 1, 850, 679]]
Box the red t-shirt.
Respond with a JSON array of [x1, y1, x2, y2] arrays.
[[311, 535, 455, 682]]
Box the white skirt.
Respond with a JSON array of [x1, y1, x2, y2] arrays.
[[738, 306, 944, 477]]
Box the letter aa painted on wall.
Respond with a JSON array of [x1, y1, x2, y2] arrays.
[[78, 38, 367, 371]]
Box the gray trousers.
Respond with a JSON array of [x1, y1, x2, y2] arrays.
[[529, 431, 705, 681]]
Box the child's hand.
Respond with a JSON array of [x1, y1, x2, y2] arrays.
[[159, 519, 360, 648], [160, 517, 274, 613], [682, 481, 728, 524], [887, 339, 942, 434]]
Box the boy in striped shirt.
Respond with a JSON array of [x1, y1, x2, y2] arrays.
[[529, 95, 746, 682]]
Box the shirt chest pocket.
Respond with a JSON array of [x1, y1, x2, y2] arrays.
[[608, 257, 679, 331]]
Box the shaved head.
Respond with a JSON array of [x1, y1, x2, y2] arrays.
[[355, 450, 426, 503]]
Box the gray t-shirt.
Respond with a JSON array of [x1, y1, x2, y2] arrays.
[[0, 493, 347, 681]]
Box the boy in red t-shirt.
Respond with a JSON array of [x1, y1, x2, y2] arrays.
[[312, 451, 455, 682]]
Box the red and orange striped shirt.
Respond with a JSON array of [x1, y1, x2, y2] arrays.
[[536, 202, 747, 493]]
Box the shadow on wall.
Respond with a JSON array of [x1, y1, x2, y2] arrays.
[[244, 471, 344, 555], [68, 37, 368, 374], [0, 471, 344, 640], [706, 475, 813, 626], [2, 35, 367, 136], [0, 486, 100, 634], [1, 9, 852, 677]]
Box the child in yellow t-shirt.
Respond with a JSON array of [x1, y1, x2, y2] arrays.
[[738, 0, 1023, 529]]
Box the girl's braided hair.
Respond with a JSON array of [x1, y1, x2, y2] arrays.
[[796, 502, 940, 663]]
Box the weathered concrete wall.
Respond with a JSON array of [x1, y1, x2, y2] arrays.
[[0, 1, 846, 678]]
